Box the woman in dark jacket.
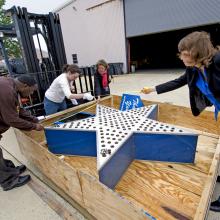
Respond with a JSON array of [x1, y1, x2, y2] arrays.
[[142, 31, 220, 119], [141, 31, 220, 211], [94, 59, 111, 101]]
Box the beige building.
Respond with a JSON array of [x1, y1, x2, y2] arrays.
[[54, 0, 127, 72], [54, 0, 220, 72]]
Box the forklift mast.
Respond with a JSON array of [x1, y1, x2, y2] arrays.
[[0, 6, 94, 116]]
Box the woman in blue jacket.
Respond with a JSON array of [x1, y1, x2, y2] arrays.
[[141, 31, 220, 211], [142, 31, 220, 119]]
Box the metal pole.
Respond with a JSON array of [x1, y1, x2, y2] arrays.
[[83, 67, 89, 92], [88, 67, 94, 95], [78, 74, 83, 93], [0, 38, 13, 75]]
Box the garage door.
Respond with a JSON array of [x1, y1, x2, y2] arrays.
[[124, 0, 220, 37]]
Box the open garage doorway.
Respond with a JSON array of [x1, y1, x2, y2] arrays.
[[128, 24, 220, 70]]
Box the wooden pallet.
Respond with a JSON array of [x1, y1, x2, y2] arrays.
[[14, 95, 220, 220]]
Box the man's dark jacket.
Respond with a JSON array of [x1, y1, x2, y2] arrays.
[[156, 52, 220, 116], [0, 77, 38, 185], [0, 77, 37, 138]]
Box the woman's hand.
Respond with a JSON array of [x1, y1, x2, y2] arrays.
[[83, 93, 94, 101], [141, 87, 155, 94], [96, 96, 101, 103]]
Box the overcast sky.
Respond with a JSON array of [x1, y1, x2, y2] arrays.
[[3, 0, 67, 13]]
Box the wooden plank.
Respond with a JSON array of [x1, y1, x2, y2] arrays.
[[115, 161, 200, 220], [194, 137, 220, 220], [64, 156, 98, 178], [158, 105, 220, 135], [129, 161, 206, 196], [186, 135, 218, 174], [14, 129, 84, 207], [13, 95, 220, 220], [32, 172, 96, 220], [79, 171, 150, 220]]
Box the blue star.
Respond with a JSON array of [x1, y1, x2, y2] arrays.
[[45, 104, 198, 189]]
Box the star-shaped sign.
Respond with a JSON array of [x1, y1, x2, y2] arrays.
[[45, 104, 198, 189]]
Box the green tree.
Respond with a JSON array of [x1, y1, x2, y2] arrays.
[[0, 0, 21, 58]]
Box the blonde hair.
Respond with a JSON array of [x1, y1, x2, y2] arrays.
[[178, 31, 218, 67]]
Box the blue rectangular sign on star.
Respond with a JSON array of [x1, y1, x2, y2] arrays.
[[120, 94, 144, 111]]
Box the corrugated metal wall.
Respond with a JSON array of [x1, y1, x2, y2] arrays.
[[124, 0, 220, 37], [57, 0, 127, 72]]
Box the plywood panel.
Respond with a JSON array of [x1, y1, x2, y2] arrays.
[[14, 95, 220, 220], [64, 156, 98, 178], [186, 135, 218, 174], [79, 171, 150, 220], [14, 129, 84, 207], [194, 138, 220, 220], [115, 162, 199, 220]]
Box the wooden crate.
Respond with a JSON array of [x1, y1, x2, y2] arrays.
[[14, 95, 220, 220]]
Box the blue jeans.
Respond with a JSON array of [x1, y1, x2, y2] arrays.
[[44, 97, 67, 115]]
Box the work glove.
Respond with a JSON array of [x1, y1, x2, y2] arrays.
[[83, 93, 94, 101], [71, 99, 78, 105]]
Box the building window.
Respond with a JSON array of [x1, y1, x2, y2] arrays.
[[72, 54, 78, 64]]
